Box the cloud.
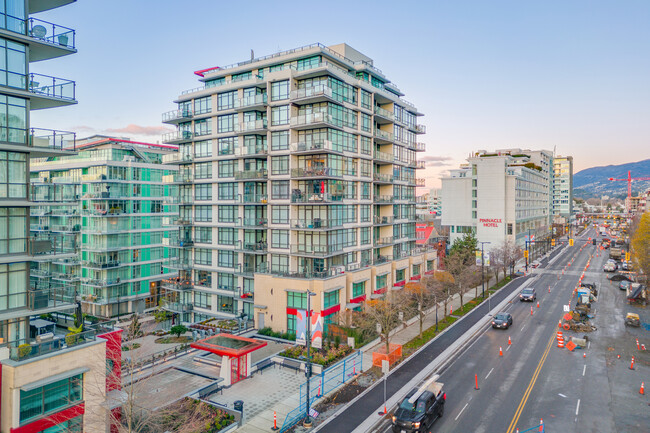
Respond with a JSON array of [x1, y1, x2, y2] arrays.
[[69, 125, 97, 133], [105, 124, 172, 136], [420, 155, 454, 167]]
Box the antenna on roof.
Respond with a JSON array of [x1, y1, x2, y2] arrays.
[[251, 49, 254, 61]]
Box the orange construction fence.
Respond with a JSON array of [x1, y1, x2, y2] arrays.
[[372, 344, 402, 367]]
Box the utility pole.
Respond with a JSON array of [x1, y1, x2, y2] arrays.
[[478, 242, 490, 300], [303, 290, 316, 427]]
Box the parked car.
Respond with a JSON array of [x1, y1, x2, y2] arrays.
[[603, 262, 617, 272], [619, 280, 631, 291], [519, 288, 537, 302], [492, 312, 513, 329], [609, 274, 633, 282], [392, 381, 445, 433]]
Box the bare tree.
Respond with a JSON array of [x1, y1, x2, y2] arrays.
[[404, 280, 439, 338], [444, 253, 480, 310], [356, 291, 406, 355]]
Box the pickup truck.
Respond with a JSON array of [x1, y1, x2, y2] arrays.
[[392, 381, 445, 433], [610, 247, 622, 261]]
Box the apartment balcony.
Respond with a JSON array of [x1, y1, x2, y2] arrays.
[[234, 94, 268, 111], [179, 194, 194, 205], [240, 194, 268, 204], [81, 260, 121, 270], [21, 72, 75, 109], [290, 85, 334, 104], [29, 234, 76, 258], [290, 112, 338, 130], [415, 124, 426, 134], [166, 258, 194, 271], [165, 302, 194, 313], [1, 16, 76, 63], [272, 267, 346, 280], [290, 140, 339, 155], [414, 142, 426, 152], [374, 195, 394, 204], [162, 130, 193, 144], [168, 238, 194, 248], [413, 161, 425, 170], [240, 218, 268, 228], [30, 0, 76, 14], [374, 215, 394, 225], [373, 255, 394, 265], [374, 150, 394, 164], [375, 236, 396, 246], [170, 217, 194, 226], [173, 172, 194, 183], [416, 178, 426, 187], [235, 145, 268, 158], [234, 263, 267, 277], [291, 167, 347, 179], [236, 241, 268, 254], [290, 191, 344, 204], [81, 278, 122, 288], [290, 244, 342, 257], [26, 127, 76, 155], [374, 106, 394, 124], [373, 173, 395, 184], [235, 169, 268, 180], [7, 321, 115, 363], [161, 277, 193, 292], [162, 108, 193, 125], [49, 224, 80, 233], [290, 218, 340, 230], [374, 129, 394, 144], [163, 152, 193, 164], [52, 273, 80, 283], [236, 120, 267, 134]]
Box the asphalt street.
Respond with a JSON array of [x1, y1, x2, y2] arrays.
[[319, 241, 568, 433]]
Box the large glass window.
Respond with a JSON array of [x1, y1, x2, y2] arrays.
[[271, 131, 289, 150], [195, 248, 212, 265], [218, 183, 237, 200], [218, 228, 237, 246], [217, 114, 237, 133], [287, 291, 307, 309], [324, 289, 339, 309], [272, 205, 289, 224], [271, 229, 289, 249], [20, 374, 83, 422], [218, 205, 237, 223], [0, 95, 26, 144], [352, 281, 365, 298], [194, 205, 212, 222], [0, 207, 26, 254], [194, 96, 211, 114], [217, 91, 235, 111], [0, 39, 26, 89], [271, 156, 289, 175], [0, 0, 26, 33], [218, 250, 236, 268], [195, 139, 212, 158], [0, 151, 26, 198], [271, 80, 289, 101], [195, 184, 212, 201], [0, 262, 26, 310], [271, 105, 290, 126], [218, 160, 235, 178]]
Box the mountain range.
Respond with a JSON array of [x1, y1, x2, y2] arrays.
[[573, 159, 650, 199]]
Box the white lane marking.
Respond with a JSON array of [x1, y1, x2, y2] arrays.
[[455, 402, 468, 421], [582, 365, 586, 376], [506, 345, 511, 351], [521, 325, 526, 331], [575, 399, 581, 415], [587, 341, 591, 349], [558, 393, 567, 398], [485, 368, 494, 379]]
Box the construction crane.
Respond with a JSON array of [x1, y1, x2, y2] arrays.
[[608, 170, 650, 212]]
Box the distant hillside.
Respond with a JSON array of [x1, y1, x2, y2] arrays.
[[574, 159, 650, 199]]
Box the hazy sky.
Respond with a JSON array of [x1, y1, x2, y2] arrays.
[[32, 0, 650, 188]]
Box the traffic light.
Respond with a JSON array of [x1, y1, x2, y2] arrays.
[[524, 250, 529, 259], [625, 252, 631, 262], [551, 239, 556, 246], [569, 238, 574, 246]]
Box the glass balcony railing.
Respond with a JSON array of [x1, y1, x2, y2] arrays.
[[29, 127, 76, 151], [374, 215, 394, 224], [290, 244, 342, 256], [28, 72, 76, 102], [290, 85, 334, 102], [414, 142, 426, 151], [162, 109, 193, 123], [26, 16, 76, 49], [29, 234, 76, 256], [374, 129, 393, 142], [235, 146, 268, 157], [290, 112, 335, 128], [291, 218, 341, 229], [162, 130, 193, 143], [241, 217, 268, 227], [234, 94, 267, 109], [290, 140, 335, 153], [374, 150, 394, 163], [375, 236, 395, 246], [241, 194, 268, 204], [373, 173, 394, 183], [236, 120, 267, 133], [235, 169, 267, 180], [374, 195, 394, 203], [374, 106, 394, 121], [291, 167, 351, 178]]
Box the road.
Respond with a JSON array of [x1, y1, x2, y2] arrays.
[[318, 242, 568, 433], [378, 226, 650, 433]]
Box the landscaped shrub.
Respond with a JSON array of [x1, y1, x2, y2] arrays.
[[279, 341, 353, 367], [257, 327, 296, 341]]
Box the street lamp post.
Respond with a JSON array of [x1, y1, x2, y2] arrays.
[[303, 290, 317, 427], [477, 242, 490, 301]]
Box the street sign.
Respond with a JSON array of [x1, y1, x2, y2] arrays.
[[563, 305, 570, 312], [484, 251, 490, 266]]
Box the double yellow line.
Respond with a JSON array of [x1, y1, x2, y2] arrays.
[[505, 332, 555, 433]]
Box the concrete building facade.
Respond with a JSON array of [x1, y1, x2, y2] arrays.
[[552, 155, 573, 222], [162, 43, 436, 333]]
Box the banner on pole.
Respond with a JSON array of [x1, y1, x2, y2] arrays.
[[296, 309, 323, 349]]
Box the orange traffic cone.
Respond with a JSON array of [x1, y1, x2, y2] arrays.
[[558, 320, 562, 328], [499, 346, 503, 356], [537, 301, 540, 308], [508, 336, 512, 345], [641, 382, 645, 395], [583, 353, 586, 358]]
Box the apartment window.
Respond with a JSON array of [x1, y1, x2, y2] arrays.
[[271, 105, 290, 126], [360, 90, 372, 110], [217, 114, 237, 133], [195, 227, 212, 243], [217, 273, 235, 291], [195, 184, 212, 201], [507, 223, 513, 235], [218, 251, 236, 268], [0, 40, 25, 89], [217, 91, 235, 110], [472, 179, 477, 187], [395, 268, 405, 284], [360, 113, 371, 132], [427, 260, 434, 271], [271, 181, 289, 199], [360, 227, 370, 245], [195, 96, 211, 114], [376, 274, 387, 290], [232, 71, 252, 82], [296, 56, 320, 71], [217, 137, 234, 155], [287, 291, 307, 309], [20, 374, 82, 423], [360, 205, 370, 223], [195, 292, 211, 309], [195, 248, 212, 266], [0, 207, 26, 254], [472, 211, 477, 219], [193, 139, 212, 158], [218, 228, 237, 246], [412, 264, 420, 277], [324, 289, 339, 309], [0, 151, 26, 198], [218, 183, 237, 200], [352, 281, 365, 298], [287, 315, 296, 335], [218, 205, 237, 223], [271, 156, 289, 175], [272, 205, 289, 224], [194, 118, 211, 136], [194, 205, 212, 222], [218, 160, 235, 178], [271, 80, 289, 101], [271, 230, 289, 249], [271, 254, 289, 273], [271, 131, 289, 150], [360, 136, 371, 155], [194, 162, 212, 179], [0, 262, 26, 310], [0, 95, 26, 144]]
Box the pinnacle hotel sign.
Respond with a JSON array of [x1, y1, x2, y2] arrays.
[[479, 218, 502, 228]]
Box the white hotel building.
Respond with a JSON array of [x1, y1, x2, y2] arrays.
[[441, 149, 553, 249]]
